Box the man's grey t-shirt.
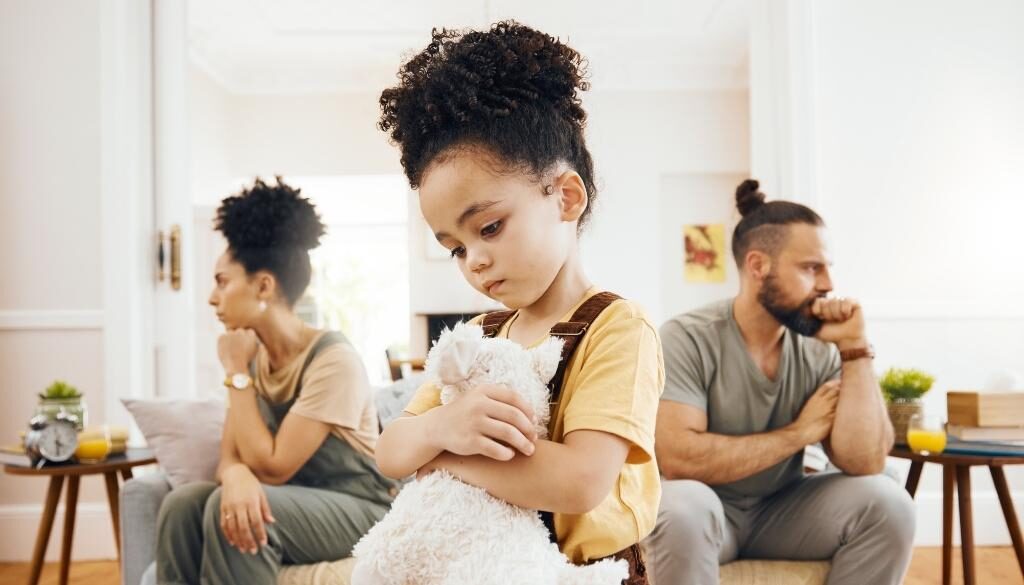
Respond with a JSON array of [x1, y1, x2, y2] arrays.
[[660, 299, 841, 502]]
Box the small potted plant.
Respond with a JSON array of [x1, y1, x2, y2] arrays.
[[880, 367, 935, 445], [36, 380, 86, 431]]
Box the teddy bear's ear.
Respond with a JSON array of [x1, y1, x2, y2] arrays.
[[426, 322, 483, 385], [530, 336, 564, 383]]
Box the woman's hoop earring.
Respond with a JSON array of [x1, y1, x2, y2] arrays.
[[542, 184, 554, 195]]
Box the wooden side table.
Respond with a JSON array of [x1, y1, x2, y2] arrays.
[[890, 445, 1024, 585], [2, 448, 157, 585]]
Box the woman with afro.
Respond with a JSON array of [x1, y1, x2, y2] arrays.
[[156, 177, 396, 584], [373, 22, 662, 583]]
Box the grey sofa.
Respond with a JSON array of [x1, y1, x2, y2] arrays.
[[121, 470, 361, 585], [119, 375, 423, 585], [120, 378, 870, 585]]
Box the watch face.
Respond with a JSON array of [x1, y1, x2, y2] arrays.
[[231, 373, 250, 389], [38, 421, 78, 462]]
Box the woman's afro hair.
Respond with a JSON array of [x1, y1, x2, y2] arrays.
[[214, 177, 325, 305]]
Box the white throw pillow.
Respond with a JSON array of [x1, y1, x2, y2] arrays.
[[121, 398, 225, 488]]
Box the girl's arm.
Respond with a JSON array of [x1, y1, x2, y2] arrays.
[[418, 429, 631, 514], [375, 384, 539, 479]]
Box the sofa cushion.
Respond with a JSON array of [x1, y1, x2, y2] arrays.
[[374, 373, 426, 428], [278, 557, 355, 585], [122, 398, 225, 488], [719, 560, 830, 585]]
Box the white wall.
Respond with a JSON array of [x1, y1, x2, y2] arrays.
[[190, 68, 233, 214], [753, 0, 1024, 545], [658, 173, 747, 319], [585, 91, 750, 325], [189, 77, 751, 355], [0, 0, 119, 561]]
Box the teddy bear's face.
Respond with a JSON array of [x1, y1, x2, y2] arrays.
[[426, 322, 563, 436]]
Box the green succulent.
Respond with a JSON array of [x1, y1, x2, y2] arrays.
[[879, 368, 934, 402], [39, 380, 82, 400]]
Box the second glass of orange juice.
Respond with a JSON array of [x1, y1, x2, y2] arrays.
[[907, 413, 946, 455]]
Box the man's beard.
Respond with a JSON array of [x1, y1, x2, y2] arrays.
[[757, 272, 824, 337]]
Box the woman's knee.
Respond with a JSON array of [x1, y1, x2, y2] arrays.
[[158, 481, 218, 535], [201, 486, 226, 537]]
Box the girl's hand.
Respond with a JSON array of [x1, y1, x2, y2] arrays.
[[425, 384, 538, 461], [219, 464, 275, 554], [218, 329, 259, 374]]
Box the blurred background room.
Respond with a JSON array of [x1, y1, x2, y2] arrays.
[[1, 1, 1022, 583]]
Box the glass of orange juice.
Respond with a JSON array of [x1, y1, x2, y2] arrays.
[[76, 425, 112, 463], [907, 413, 947, 455]]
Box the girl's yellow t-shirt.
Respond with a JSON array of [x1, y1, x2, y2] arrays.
[[403, 288, 665, 562]]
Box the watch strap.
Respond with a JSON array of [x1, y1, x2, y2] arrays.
[[840, 345, 875, 362]]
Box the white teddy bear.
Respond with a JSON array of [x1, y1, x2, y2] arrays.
[[351, 322, 628, 585]]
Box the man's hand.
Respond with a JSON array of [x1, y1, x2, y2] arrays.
[[813, 297, 867, 349], [790, 380, 841, 445]]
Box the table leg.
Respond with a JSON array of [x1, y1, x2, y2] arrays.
[[943, 464, 955, 585], [905, 460, 924, 497], [28, 475, 64, 585], [991, 465, 1024, 578], [59, 475, 80, 585], [956, 465, 975, 585], [103, 471, 121, 559]]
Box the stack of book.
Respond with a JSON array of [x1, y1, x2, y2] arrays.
[[945, 391, 1024, 456]]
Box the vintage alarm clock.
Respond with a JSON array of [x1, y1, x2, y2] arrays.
[[24, 412, 79, 467]]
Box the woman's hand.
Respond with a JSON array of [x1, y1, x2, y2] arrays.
[[219, 463, 275, 554], [425, 384, 538, 461], [218, 329, 259, 374]]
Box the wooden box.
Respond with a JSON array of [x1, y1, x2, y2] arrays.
[[947, 391, 1024, 428]]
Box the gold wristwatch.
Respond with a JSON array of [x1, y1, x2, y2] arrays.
[[224, 373, 253, 390]]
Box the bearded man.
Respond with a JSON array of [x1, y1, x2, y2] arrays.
[[645, 180, 915, 585]]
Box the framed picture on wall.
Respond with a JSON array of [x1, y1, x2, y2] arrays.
[[683, 224, 727, 283]]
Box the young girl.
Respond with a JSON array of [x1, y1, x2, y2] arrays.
[[374, 22, 664, 581]]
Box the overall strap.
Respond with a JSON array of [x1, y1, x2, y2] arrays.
[[546, 291, 622, 402], [477, 294, 624, 547], [479, 293, 623, 399], [538, 291, 622, 545], [480, 310, 516, 338]]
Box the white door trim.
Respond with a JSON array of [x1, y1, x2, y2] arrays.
[[152, 0, 197, 399], [748, 0, 818, 205], [99, 0, 156, 427]]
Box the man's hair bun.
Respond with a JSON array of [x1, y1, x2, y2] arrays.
[[736, 179, 766, 217]]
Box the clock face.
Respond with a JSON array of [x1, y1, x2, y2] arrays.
[[38, 422, 77, 461]]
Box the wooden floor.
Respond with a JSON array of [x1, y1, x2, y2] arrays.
[[0, 547, 1021, 584]]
